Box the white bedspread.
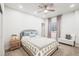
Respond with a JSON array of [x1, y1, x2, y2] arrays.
[[21, 36, 58, 56], [22, 36, 56, 48]]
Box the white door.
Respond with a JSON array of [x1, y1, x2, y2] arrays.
[[0, 10, 2, 56]]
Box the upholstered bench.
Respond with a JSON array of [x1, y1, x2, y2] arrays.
[[58, 34, 76, 46]]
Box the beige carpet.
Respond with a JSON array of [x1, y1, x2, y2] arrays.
[[53, 44, 79, 56], [5, 48, 29, 56], [5, 44, 79, 56]]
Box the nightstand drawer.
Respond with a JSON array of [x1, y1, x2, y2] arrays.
[[10, 41, 20, 44], [10, 40, 21, 50], [10, 43, 20, 47]]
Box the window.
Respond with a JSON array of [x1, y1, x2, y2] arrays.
[[51, 22, 56, 31]]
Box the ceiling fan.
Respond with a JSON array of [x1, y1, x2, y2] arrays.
[[37, 3, 55, 13]]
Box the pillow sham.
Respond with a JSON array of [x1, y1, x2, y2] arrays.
[[65, 34, 72, 39]]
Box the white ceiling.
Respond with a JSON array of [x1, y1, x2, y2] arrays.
[[5, 3, 79, 19]]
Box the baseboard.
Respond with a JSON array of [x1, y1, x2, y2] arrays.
[[5, 47, 21, 52], [5, 48, 10, 52], [75, 43, 79, 47]]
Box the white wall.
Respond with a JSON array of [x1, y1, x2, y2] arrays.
[[75, 10, 79, 43], [0, 12, 2, 55], [4, 7, 43, 50], [75, 10, 79, 34], [61, 12, 76, 38], [44, 19, 48, 37], [60, 10, 79, 43], [0, 13, 4, 56], [0, 4, 5, 56]]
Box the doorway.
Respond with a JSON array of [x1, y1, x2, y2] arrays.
[[41, 23, 45, 37]]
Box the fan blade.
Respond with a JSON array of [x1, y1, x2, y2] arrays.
[[48, 9, 55, 11], [46, 3, 55, 12]]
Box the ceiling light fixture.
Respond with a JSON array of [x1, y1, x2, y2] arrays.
[[44, 10, 48, 13], [70, 4, 75, 8], [19, 5, 23, 8]]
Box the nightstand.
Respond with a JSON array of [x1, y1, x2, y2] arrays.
[[10, 35, 21, 50]]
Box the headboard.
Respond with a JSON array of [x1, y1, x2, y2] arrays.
[[20, 30, 38, 40]]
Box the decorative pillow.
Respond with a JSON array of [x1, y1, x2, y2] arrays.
[[30, 31, 38, 37], [65, 34, 72, 39], [24, 32, 30, 36], [22, 36, 30, 39]]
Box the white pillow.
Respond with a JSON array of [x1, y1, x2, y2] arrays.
[[22, 36, 30, 40]]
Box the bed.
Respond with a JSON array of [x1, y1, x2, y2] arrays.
[[20, 30, 58, 56]]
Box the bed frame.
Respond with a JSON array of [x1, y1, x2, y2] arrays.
[[20, 30, 38, 40]]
